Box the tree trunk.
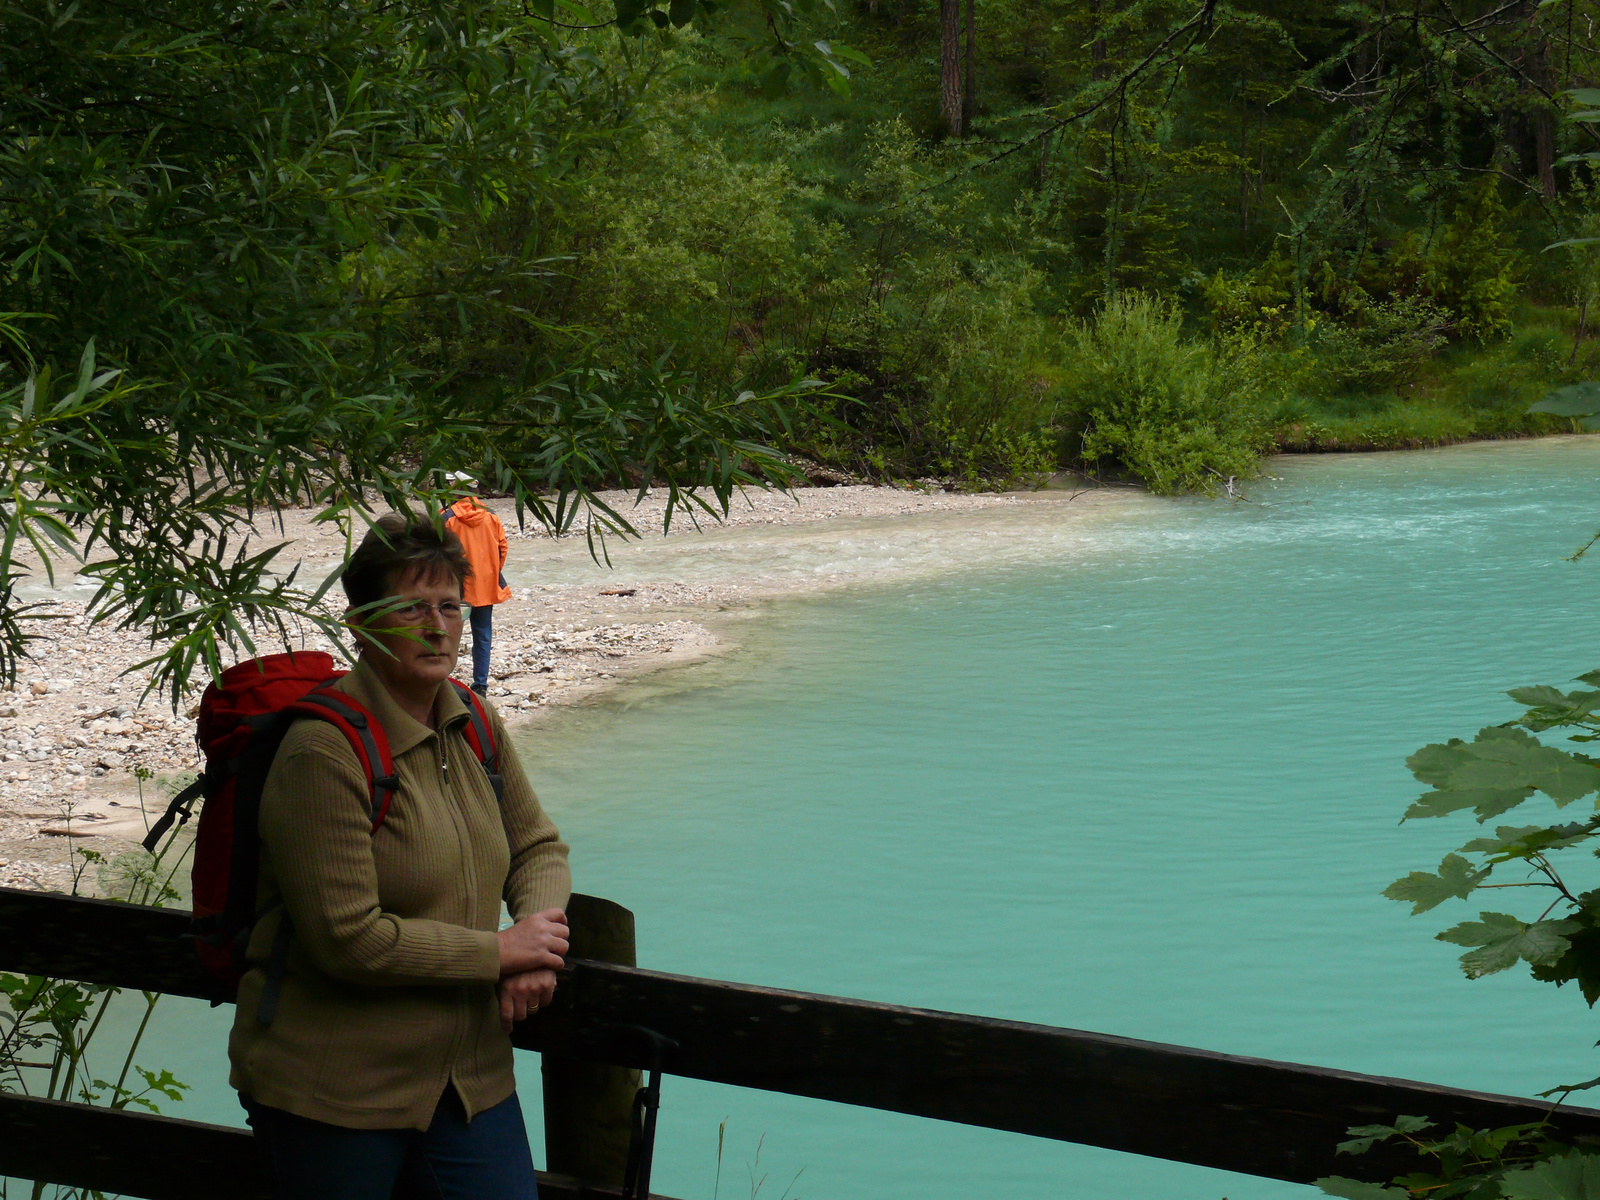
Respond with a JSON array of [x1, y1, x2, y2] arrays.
[[940, 0, 963, 137], [961, 0, 976, 134], [1535, 108, 1557, 198], [1533, 38, 1557, 199]]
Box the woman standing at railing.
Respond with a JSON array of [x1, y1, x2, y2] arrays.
[[228, 514, 572, 1200]]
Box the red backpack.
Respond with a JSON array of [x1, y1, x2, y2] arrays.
[[144, 651, 502, 1014]]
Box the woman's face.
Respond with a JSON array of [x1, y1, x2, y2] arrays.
[[350, 565, 465, 695]]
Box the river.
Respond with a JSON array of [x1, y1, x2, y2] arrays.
[[53, 436, 1600, 1200]]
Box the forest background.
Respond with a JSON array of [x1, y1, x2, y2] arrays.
[[523, 0, 1600, 495], [8, 0, 1600, 694], [384, 0, 1600, 492]]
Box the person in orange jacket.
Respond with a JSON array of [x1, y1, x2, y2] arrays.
[[444, 496, 512, 695]]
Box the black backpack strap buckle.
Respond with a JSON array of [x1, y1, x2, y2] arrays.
[[141, 775, 207, 853]]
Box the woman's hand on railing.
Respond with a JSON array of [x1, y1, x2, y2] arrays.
[[498, 969, 558, 1030], [497, 908, 569, 976]]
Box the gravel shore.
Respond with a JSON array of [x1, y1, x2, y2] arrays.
[[0, 481, 1126, 892]]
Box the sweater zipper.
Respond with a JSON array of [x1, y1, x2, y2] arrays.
[[438, 740, 450, 786]]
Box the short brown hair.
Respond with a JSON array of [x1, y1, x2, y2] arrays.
[[341, 513, 472, 610]]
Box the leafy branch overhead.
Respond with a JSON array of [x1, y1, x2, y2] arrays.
[[1384, 675, 1600, 1003], [0, 0, 837, 704]]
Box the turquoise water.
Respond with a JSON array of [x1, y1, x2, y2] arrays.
[[60, 437, 1600, 1200], [518, 438, 1600, 1200]]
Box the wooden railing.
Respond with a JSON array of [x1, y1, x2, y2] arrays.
[[3, 885, 1599, 1199]]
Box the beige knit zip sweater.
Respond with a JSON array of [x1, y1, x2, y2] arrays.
[[227, 657, 571, 1129]]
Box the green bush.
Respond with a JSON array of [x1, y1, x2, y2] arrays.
[[1375, 178, 1520, 343], [1200, 256, 1295, 338], [1064, 293, 1270, 494], [1310, 294, 1453, 392], [800, 259, 1061, 486]]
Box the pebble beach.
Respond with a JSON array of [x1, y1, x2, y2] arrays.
[[0, 480, 1128, 893]]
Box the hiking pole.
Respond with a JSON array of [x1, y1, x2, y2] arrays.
[[616, 1025, 677, 1200]]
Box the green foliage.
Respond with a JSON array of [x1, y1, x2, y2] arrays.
[[1320, 1118, 1580, 1200], [536, 121, 832, 363], [1329, 657, 1600, 1199], [1501, 1151, 1600, 1200], [1310, 296, 1454, 394], [1531, 383, 1600, 425], [1063, 293, 1269, 494], [1379, 182, 1521, 345], [1385, 854, 1490, 916], [1202, 259, 1296, 339], [10, 0, 1600, 703], [1383, 679, 1600, 998], [605, 0, 868, 93], [1, 775, 196, 1199], [0, 0, 825, 703]]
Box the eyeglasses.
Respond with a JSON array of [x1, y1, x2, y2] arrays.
[[390, 600, 465, 624]]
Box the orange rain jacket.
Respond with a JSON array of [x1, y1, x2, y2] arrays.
[[445, 498, 512, 607]]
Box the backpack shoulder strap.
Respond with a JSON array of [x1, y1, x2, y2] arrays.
[[141, 774, 207, 853], [450, 679, 504, 803], [251, 689, 396, 1027], [284, 687, 400, 833]]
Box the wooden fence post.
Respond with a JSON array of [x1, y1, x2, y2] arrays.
[[542, 893, 641, 1186]]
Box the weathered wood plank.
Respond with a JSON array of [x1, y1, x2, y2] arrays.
[[7, 886, 1600, 1186], [519, 966, 1600, 1184], [0, 1091, 264, 1200], [0, 885, 214, 1000], [0, 1093, 667, 1200], [542, 893, 642, 1186], [0, 887, 628, 1002]]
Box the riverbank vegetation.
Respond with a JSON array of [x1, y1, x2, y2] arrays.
[[415, 0, 1600, 491], [9, 0, 1600, 685]]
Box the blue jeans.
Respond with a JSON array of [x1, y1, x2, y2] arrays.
[[469, 605, 494, 690], [242, 1088, 538, 1200]]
